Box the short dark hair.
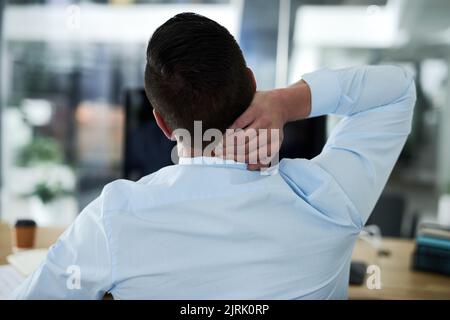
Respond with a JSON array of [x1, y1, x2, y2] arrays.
[[145, 13, 254, 136]]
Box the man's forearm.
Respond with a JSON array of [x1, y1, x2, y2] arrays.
[[301, 66, 415, 119], [267, 66, 414, 126], [274, 80, 312, 123]]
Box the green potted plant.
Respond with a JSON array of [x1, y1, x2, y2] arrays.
[[25, 180, 74, 226], [28, 182, 72, 205], [15, 136, 77, 226], [16, 136, 62, 167]]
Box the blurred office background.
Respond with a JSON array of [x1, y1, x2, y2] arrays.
[[0, 0, 449, 237]]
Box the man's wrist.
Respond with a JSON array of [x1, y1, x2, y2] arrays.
[[275, 80, 311, 123]]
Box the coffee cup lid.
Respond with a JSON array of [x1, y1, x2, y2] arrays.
[[15, 219, 37, 227]]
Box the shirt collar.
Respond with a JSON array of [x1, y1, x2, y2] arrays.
[[178, 156, 247, 170]]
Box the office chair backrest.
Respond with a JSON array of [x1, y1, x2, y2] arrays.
[[366, 193, 406, 238]]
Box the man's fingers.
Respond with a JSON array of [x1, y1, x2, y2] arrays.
[[221, 123, 267, 155], [217, 125, 256, 155], [232, 127, 258, 147], [218, 127, 280, 160], [229, 105, 258, 129]]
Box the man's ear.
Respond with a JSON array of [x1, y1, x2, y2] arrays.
[[153, 109, 173, 140], [247, 67, 257, 92]]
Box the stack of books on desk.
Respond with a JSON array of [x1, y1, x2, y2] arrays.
[[413, 223, 450, 276]]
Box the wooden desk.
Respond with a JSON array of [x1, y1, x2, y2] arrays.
[[0, 222, 65, 264], [350, 238, 450, 299]]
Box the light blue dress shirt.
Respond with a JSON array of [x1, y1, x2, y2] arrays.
[[11, 65, 416, 299]]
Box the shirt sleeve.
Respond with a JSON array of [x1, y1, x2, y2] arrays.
[[280, 65, 416, 229], [9, 196, 113, 300]]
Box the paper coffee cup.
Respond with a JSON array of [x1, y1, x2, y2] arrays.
[[15, 219, 37, 249]]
